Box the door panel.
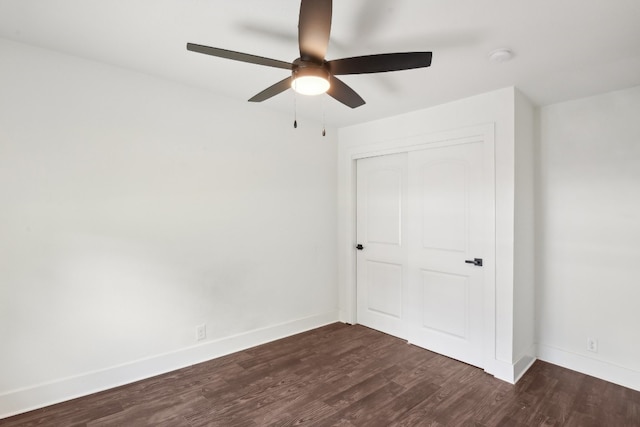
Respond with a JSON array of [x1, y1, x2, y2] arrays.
[[420, 270, 468, 338], [356, 153, 407, 338], [366, 261, 403, 318], [420, 161, 467, 252], [407, 142, 484, 367], [366, 169, 402, 245]]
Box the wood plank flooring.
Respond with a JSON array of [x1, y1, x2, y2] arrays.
[[2, 323, 640, 426]]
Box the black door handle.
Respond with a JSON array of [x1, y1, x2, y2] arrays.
[[356, 244, 364, 250], [465, 258, 483, 266]]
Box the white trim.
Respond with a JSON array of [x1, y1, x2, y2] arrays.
[[490, 359, 519, 383], [347, 124, 494, 160], [339, 123, 499, 376], [488, 352, 536, 384], [538, 344, 640, 392], [513, 345, 537, 383], [0, 311, 339, 420]]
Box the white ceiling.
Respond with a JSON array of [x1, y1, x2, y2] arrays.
[[1, 0, 640, 127]]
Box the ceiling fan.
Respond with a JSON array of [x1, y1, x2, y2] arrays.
[[187, 0, 432, 109]]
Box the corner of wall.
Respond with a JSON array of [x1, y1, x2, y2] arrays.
[[512, 88, 536, 367], [487, 345, 536, 384]]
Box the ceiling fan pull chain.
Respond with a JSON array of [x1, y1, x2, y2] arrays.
[[322, 96, 326, 137], [293, 93, 298, 129]]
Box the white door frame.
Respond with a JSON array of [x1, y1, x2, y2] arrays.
[[339, 123, 496, 373]]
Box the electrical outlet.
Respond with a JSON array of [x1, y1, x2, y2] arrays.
[[587, 337, 598, 353], [196, 324, 206, 341]]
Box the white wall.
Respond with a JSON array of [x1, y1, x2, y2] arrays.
[[537, 85, 640, 390], [0, 39, 338, 417], [338, 87, 534, 382]]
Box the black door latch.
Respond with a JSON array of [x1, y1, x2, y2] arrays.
[[356, 244, 364, 250], [465, 258, 483, 266]]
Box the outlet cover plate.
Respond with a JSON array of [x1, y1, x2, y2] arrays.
[[196, 324, 206, 341]]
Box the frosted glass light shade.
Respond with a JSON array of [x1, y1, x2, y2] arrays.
[[291, 65, 331, 96], [292, 75, 330, 95]]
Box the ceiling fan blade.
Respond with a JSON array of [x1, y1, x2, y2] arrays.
[[298, 0, 332, 62], [328, 52, 432, 75], [327, 76, 365, 108], [248, 77, 293, 102], [187, 43, 292, 70]]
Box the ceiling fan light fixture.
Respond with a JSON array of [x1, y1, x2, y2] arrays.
[[292, 66, 330, 96]]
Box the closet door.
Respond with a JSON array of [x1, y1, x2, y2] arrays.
[[406, 141, 485, 367], [356, 153, 408, 338]]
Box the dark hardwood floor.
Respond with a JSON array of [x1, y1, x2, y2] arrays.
[[2, 323, 640, 426]]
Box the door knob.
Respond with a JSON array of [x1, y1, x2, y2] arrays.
[[356, 244, 364, 250], [465, 258, 483, 266]]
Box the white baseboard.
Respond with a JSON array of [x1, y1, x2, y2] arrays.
[[487, 359, 517, 383], [537, 344, 640, 392], [0, 311, 339, 420], [513, 353, 537, 383], [486, 345, 536, 384]]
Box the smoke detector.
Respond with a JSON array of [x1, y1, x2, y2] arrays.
[[488, 49, 514, 63]]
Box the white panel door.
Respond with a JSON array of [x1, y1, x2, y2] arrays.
[[407, 141, 485, 367], [356, 153, 407, 339]]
